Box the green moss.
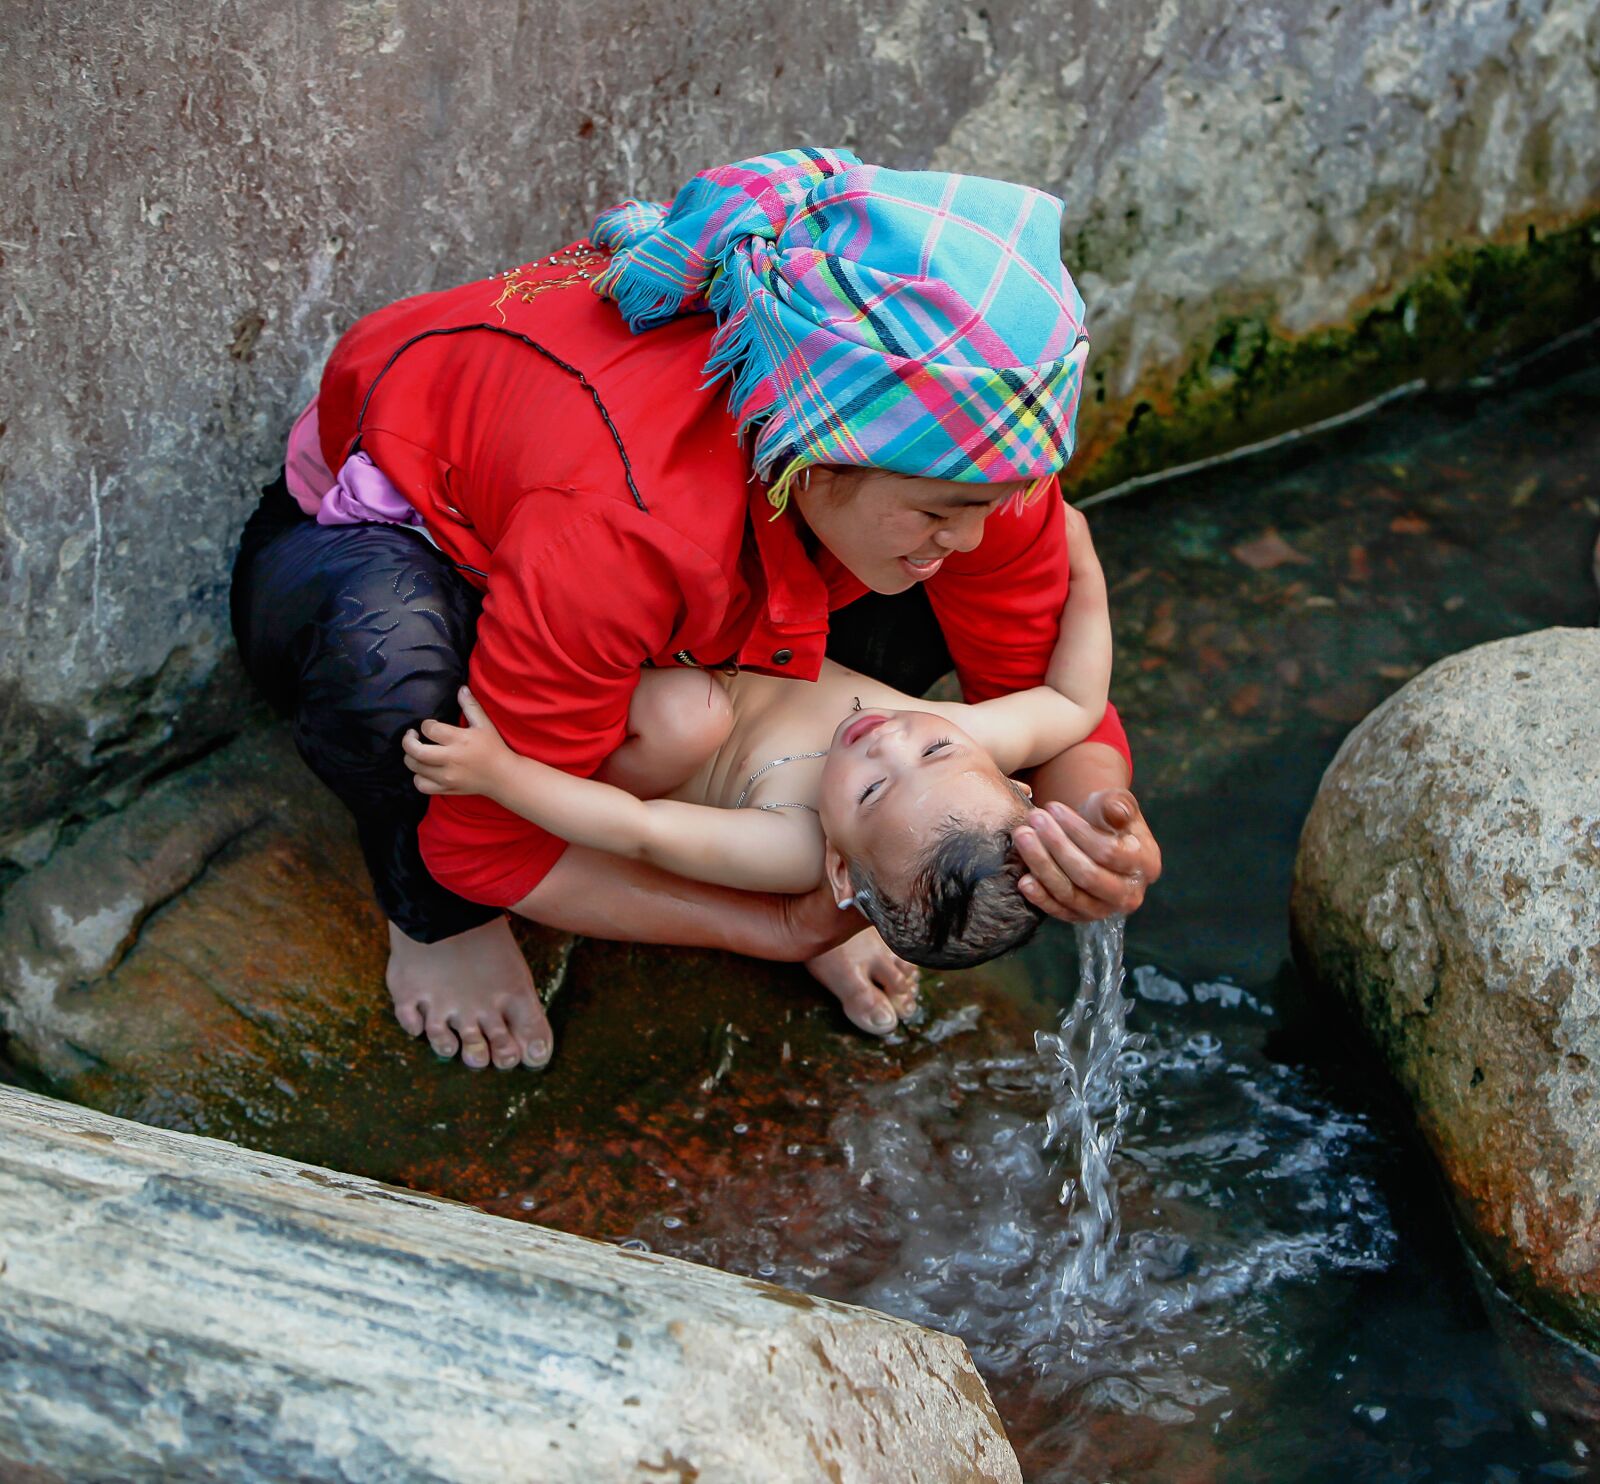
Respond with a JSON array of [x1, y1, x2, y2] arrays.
[[1078, 214, 1600, 494]]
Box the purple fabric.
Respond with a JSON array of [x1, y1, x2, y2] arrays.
[[316, 452, 425, 528], [284, 397, 423, 529]]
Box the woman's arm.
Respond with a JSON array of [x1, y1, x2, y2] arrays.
[[1009, 513, 1158, 921], [512, 847, 861, 960], [404, 688, 822, 894], [926, 481, 1159, 923], [1045, 504, 1112, 713], [927, 505, 1112, 772]]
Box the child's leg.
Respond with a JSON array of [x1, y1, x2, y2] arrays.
[[596, 668, 733, 798]]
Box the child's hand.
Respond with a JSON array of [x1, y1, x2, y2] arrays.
[[402, 686, 512, 800]]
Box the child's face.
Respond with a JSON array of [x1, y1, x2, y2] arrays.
[[817, 708, 1025, 896]]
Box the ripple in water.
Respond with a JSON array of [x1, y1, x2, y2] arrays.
[[645, 925, 1397, 1478]]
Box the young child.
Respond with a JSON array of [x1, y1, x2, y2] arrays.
[[403, 505, 1112, 999]]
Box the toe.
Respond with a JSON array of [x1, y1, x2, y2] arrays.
[[394, 998, 425, 1037], [455, 1019, 492, 1070], [893, 967, 921, 1008], [522, 1035, 553, 1069], [842, 983, 898, 1037], [871, 959, 919, 1017], [424, 1011, 459, 1060], [505, 991, 554, 1070], [484, 1015, 522, 1070], [885, 959, 917, 991]]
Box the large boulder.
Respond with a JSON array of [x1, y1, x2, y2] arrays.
[[1291, 627, 1600, 1345], [0, 1085, 1020, 1483]]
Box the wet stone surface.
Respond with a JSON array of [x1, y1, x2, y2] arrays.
[[1, 342, 1597, 1480], [0, 720, 1043, 1223]]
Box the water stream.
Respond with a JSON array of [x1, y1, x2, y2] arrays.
[[1040, 917, 1140, 1303]]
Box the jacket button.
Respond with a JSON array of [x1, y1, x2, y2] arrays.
[[772, 648, 793, 666]]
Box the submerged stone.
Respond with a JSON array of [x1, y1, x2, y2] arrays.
[[1291, 627, 1600, 1348]]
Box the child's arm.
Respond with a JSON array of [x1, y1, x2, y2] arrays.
[[920, 506, 1113, 773], [1043, 503, 1113, 715], [402, 688, 823, 893]]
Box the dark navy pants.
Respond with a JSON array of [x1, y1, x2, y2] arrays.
[[230, 477, 950, 942]]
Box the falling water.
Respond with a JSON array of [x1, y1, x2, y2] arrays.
[[1037, 916, 1141, 1298]]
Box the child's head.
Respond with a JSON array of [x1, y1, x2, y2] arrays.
[[817, 709, 1045, 968]]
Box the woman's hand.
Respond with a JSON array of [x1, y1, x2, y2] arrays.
[[777, 878, 867, 961], [402, 686, 514, 802], [1012, 788, 1161, 924]]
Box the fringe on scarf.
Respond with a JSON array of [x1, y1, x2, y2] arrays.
[[702, 254, 806, 514], [589, 258, 685, 333]]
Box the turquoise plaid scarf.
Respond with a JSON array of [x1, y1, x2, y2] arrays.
[[591, 147, 1089, 512]]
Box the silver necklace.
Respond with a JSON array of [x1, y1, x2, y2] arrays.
[[734, 750, 827, 811]]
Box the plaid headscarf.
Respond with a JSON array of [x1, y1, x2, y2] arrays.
[[591, 147, 1089, 512]]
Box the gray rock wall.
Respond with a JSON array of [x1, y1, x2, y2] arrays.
[[3, 0, 1597, 839]]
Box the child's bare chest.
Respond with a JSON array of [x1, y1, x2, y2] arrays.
[[678, 662, 914, 810]]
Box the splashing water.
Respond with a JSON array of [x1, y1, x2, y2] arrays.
[[1037, 917, 1141, 1299], [635, 945, 1399, 1477]]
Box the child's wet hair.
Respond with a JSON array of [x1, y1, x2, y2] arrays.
[[848, 797, 1045, 969]]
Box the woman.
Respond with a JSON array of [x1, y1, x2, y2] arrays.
[[231, 148, 1161, 1070]]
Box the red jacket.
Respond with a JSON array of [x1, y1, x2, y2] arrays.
[[316, 245, 1131, 907]]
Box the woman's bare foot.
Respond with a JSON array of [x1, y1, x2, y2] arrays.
[[805, 927, 920, 1036], [386, 917, 553, 1070]]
